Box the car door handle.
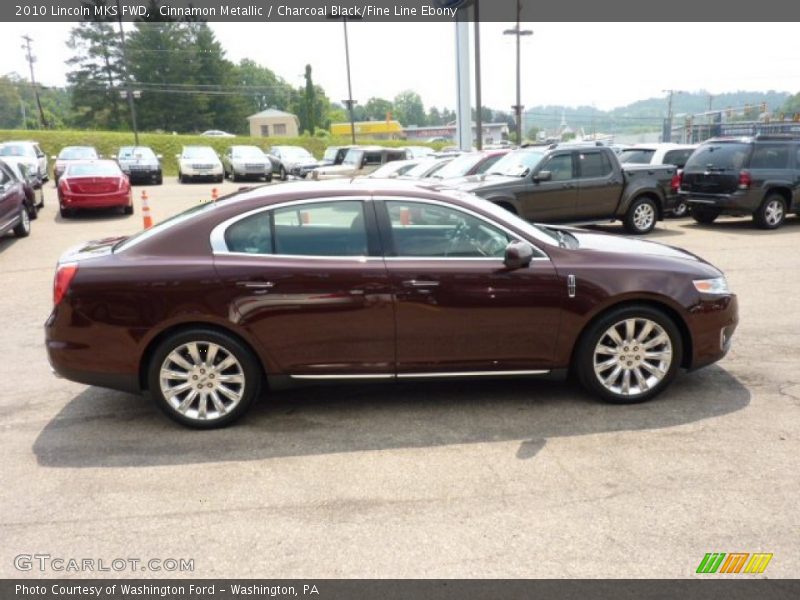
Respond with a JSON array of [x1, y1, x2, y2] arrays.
[[236, 281, 275, 289], [402, 280, 440, 288]]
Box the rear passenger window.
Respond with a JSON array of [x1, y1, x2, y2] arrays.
[[750, 145, 789, 169], [273, 201, 367, 256], [579, 152, 612, 178], [363, 153, 382, 166], [225, 212, 272, 254]]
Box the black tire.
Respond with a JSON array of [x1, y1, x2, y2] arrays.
[[155, 173, 163, 185], [279, 165, 287, 181], [123, 204, 134, 215], [691, 207, 721, 224], [753, 194, 786, 230], [26, 199, 38, 220], [216, 175, 223, 183], [495, 201, 517, 214], [623, 196, 658, 234], [147, 328, 262, 429], [265, 173, 273, 183], [179, 172, 187, 184], [13, 206, 31, 238], [575, 305, 682, 404], [59, 205, 72, 219], [231, 170, 239, 182]]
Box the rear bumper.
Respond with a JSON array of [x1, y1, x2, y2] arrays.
[[124, 169, 160, 181], [680, 190, 759, 215], [686, 294, 739, 370], [60, 191, 131, 209]]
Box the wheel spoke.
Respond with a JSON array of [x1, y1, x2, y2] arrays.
[[206, 344, 219, 366], [160, 368, 190, 381], [624, 319, 636, 342], [186, 343, 202, 365], [606, 326, 623, 346], [217, 384, 241, 402], [636, 320, 654, 344], [177, 389, 198, 413], [643, 334, 668, 349], [209, 390, 227, 414], [633, 367, 649, 392], [164, 381, 193, 397], [644, 350, 671, 361], [640, 361, 665, 379], [594, 357, 618, 373], [596, 344, 619, 356], [197, 393, 208, 419], [603, 365, 623, 386], [167, 351, 193, 371], [621, 369, 631, 394], [216, 356, 237, 371]]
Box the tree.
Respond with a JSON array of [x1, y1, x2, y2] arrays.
[[393, 90, 426, 126], [303, 64, 316, 133], [426, 106, 442, 126], [236, 58, 293, 116], [65, 1, 125, 129], [0, 76, 24, 129], [364, 97, 393, 121]]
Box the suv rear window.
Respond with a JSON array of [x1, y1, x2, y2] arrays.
[[685, 143, 750, 171], [619, 149, 655, 164]]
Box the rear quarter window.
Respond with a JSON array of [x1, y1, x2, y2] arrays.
[[749, 144, 790, 169]]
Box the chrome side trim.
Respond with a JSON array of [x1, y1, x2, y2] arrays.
[[397, 370, 549, 378], [290, 374, 394, 380]]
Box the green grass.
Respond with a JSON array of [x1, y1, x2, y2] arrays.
[[0, 129, 445, 176]]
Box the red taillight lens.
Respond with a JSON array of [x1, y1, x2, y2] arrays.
[[738, 170, 752, 189], [670, 170, 683, 192], [53, 263, 78, 306]]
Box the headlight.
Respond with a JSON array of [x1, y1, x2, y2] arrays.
[[693, 277, 730, 295]]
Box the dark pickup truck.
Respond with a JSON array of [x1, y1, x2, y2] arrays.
[[453, 144, 679, 234]]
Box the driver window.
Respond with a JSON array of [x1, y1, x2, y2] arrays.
[[541, 153, 574, 181], [385, 201, 509, 258]]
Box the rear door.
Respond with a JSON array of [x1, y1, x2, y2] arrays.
[[574, 150, 622, 221], [211, 197, 395, 377], [681, 142, 751, 195], [519, 151, 578, 222]]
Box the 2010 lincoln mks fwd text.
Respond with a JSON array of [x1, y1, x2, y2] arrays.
[[45, 180, 738, 428]]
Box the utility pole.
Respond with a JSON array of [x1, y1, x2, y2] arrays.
[[504, 0, 532, 145], [21, 35, 47, 129], [20, 97, 27, 129], [342, 18, 357, 144], [473, 1, 482, 150], [662, 89, 683, 143], [115, 0, 139, 145]]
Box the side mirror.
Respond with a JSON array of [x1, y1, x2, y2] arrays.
[[533, 170, 552, 183], [503, 240, 534, 270]]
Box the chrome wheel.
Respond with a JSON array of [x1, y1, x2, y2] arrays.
[[632, 203, 655, 232], [592, 318, 672, 397], [764, 199, 784, 227], [159, 341, 245, 422]]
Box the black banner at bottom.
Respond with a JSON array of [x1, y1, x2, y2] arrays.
[[3, 580, 800, 600]]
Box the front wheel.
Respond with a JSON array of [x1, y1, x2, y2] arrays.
[[753, 194, 786, 230], [691, 207, 721, 224], [13, 206, 31, 238], [624, 197, 658, 234], [147, 329, 261, 428], [279, 165, 287, 181], [575, 306, 682, 404]]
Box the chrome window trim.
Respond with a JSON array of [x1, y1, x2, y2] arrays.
[[375, 195, 552, 261], [210, 195, 372, 255]]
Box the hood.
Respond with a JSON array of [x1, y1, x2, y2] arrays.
[[119, 158, 159, 167], [564, 228, 706, 263], [58, 237, 126, 264], [316, 164, 355, 175], [454, 174, 523, 193]]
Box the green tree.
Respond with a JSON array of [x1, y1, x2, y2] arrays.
[[303, 64, 316, 133], [393, 90, 426, 126], [364, 97, 393, 121], [0, 76, 25, 128], [235, 58, 293, 116]]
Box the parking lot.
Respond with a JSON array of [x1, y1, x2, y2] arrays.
[[1, 179, 799, 578]]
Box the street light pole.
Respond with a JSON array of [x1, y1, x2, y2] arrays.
[[504, 0, 532, 145], [115, 0, 139, 145], [342, 19, 357, 144]]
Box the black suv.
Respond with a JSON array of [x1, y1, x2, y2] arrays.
[[680, 135, 800, 229]]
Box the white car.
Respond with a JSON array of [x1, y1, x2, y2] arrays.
[[0, 140, 48, 182], [222, 145, 272, 182], [176, 146, 224, 183], [619, 143, 698, 217], [200, 130, 235, 138]]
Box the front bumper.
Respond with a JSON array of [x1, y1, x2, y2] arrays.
[[686, 294, 739, 370]]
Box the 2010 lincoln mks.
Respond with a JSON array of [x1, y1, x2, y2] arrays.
[[45, 180, 738, 428]]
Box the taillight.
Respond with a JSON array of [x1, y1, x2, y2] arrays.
[[53, 263, 78, 306], [738, 170, 752, 190], [670, 170, 683, 193]]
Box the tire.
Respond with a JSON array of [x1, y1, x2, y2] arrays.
[[148, 328, 261, 429], [753, 194, 786, 230], [623, 197, 658, 234], [231, 171, 239, 182], [691, 207, 721, 225], [670, 200, 689, 218], [575, 305, 683, 404], [155, 173, 163, 185], [59, 205, 72, 219], [123, 204, 134, 215], [265, 173, 273, 183], [216, 175, 224, 183], [279, 165, 287, 181], [179, 172, 187, 184], [26, 199, 38, 220], [495, 201, 517, 215], [13, 206, 31, 238]]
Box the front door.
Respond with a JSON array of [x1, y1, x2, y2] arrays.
[[377, 199, 563, 374], [518, 151, 578, 223], [574, 150, 622, 221], [212, 198, 395, 377]]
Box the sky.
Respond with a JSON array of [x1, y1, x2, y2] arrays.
[[1, 22, 798, 113]]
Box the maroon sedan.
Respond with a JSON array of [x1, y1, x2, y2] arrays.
[[58, 160, 133, 218], [46, 180, 738, 428]]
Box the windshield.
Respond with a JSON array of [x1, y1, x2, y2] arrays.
[[323, 147, 340, 160], [232, 146, 265, 159], [404, 159, 448, 178], [432, 153, 485, 179], [369, 160, 416, 178], [343, 148, 363, 166], [182, 147, 217, 160], [684, 142, 750, 171], [59, 147, 98, 160], [118, 146, 156, 160], [618, 149, 655, 164], [66, 163, 121, 177], [488, 150, 545, 177], [0, 144, 35, 158]]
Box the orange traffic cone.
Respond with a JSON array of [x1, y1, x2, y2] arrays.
[[211, 187, 219, 202], [141, 190, 153, 229]]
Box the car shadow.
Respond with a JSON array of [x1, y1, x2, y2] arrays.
[[679, 215, 800, 235], [586, 224, 686, 239], [33, 366, 749, 468]]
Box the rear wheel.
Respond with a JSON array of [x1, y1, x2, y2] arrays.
[[753, 194, 786, 229], [624, 197, 658, 234], [576, 306, 682, 404], [123, 204, 134, 215], [148, 329, 261, 428], [13, 206, 31, 238], [691, 207, 721, 224], [59, 205, 72, 219], [155, 172, 163, 185]]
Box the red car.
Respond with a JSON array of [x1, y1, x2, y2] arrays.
[[46, 180, 738, 428], [57, 160, 134, 218]]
